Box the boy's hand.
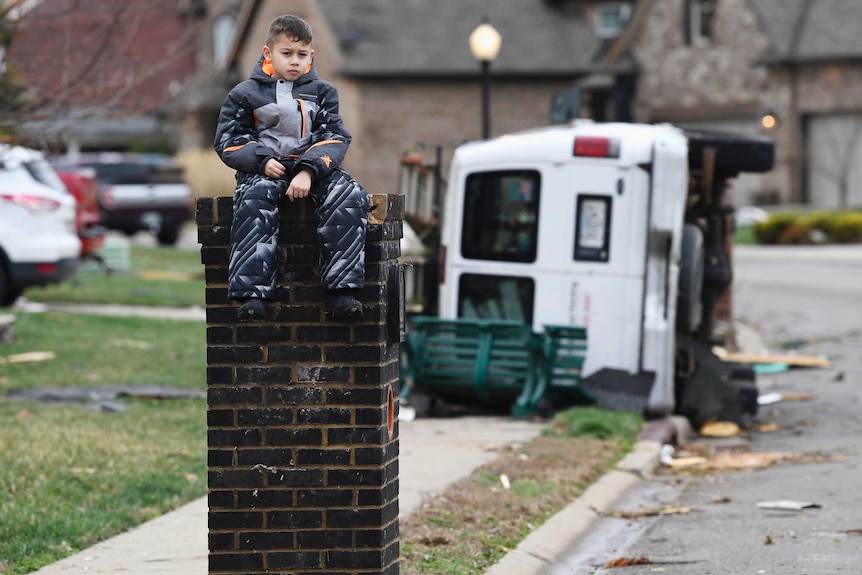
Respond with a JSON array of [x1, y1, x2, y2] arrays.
[[264, 158, 286, 179], [286, 170, 312, 202]]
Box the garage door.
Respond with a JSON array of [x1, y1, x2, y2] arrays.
[[805, 113, 862, 208]]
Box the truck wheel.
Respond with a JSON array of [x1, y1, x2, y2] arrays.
[[677, 223, 704, 334], [156, 225, 180, 246]]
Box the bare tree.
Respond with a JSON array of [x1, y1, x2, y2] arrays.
[[2, 0, 201, 144]]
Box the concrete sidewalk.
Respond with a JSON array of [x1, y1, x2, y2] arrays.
[[24, 295, 746, 574], [30, 412, 684, 575], [30, 416, 551, 575]]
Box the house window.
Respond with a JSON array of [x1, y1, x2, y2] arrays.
[[685, 0, 716, 45], [595, 3, 631, 39], [213, 14, 236, 71]]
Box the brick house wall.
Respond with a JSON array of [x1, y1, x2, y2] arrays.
[[630, 0, 781, 206], [344, 79, 573, 195]]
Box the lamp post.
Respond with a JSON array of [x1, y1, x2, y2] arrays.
[[469, 20, 502, 140]]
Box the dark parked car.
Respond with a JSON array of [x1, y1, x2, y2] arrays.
[[52, 152, 193, 246]]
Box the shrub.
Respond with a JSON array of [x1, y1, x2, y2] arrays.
[[753, 213, 798, 244], [753, 210, 862, 245], [831, 212, 862, 243]]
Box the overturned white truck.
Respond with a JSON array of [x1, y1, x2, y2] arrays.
[[432, 121, 773, 426]]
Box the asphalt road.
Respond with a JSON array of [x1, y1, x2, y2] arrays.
[[549, 244, 862, 574]]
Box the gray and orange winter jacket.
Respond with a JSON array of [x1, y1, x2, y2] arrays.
[[214, 57, 351, 182]]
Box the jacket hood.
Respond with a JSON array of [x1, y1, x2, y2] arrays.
[[250, 55, 319, 85]]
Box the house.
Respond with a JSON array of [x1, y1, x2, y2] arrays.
[[4, 0, 214, 154], [629, 0, 862, 208], [8, 0, 861, 209], [219, 0, 638, 200], [218, 0, 862, 208]]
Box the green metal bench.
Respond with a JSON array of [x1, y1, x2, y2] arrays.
[[400, 317, 544, 417], [539, 325, 594, 404], [400, 318, 592, 417]]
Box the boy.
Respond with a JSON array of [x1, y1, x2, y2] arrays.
[[214, 14, 369, 322]]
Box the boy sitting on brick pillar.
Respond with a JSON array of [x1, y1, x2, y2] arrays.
[[214, 14, 369, 322]]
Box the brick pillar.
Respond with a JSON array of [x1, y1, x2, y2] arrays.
[[197, 193, 403, 575]]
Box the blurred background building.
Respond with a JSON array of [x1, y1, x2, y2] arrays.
[[2, 0, 860, 209]]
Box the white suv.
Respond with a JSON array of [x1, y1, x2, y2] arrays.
[[0, 145, 81, 305]]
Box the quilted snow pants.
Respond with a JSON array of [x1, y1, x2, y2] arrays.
[[227, 168, 369, 300]]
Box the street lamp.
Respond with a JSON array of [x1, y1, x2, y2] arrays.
[[469, 20, 502, 139]]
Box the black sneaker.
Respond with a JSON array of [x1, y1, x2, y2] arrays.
[[326, 291, 363, 321], [237, 299, 267, 322]]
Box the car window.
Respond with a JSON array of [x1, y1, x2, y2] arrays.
[[82, 162, 150, 185], [22, 159, 67, 193]]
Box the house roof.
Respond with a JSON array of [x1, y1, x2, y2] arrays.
[[748, 0, 862, 63], [316, 0, 621, 78]]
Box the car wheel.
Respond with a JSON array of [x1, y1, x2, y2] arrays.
[[0, 259, 14, 307], [156, 225, 180, 246], [677, 223, 704, 334]]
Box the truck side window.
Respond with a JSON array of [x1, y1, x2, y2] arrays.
[[458, 273, 535, 324], [574, 194, 612, 262], [461, 170, 540, 263]]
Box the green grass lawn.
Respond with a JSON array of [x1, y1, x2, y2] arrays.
[[0, 243, 207, 574], [24, 244, 205, 308]]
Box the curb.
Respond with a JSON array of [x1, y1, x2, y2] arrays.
[[483, 415, 691, 575]]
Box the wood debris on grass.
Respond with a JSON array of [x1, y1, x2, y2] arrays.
[[138, 270, 203, 281], [0, 351, 55, 364]]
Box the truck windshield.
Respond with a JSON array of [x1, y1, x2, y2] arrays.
[[461, 170, 540, 263]]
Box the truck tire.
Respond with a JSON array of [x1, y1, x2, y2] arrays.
[[156, 225, 180, 246], [677, 223, 704, 334]]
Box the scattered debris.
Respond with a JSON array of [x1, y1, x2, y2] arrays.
[[609, 505, 693, 519], [0, 313, 15, 343], [710, 496, 732, 504], [753, 422, 782, 433], [757, 500, 822, 511], [712, 349, 830, 368], [138, 270, 203, 282], [842, 528, 862, 536], [666, 456, 708, 470], [603, 556, 652, 568], [763, 534, 774, 545], [659, 444, 675, 466], [757, 392, 783, 405], [0, 351, 55, 364], [4, 384, 205, 404], [753, 362, 789, 374], [781, 393, 816, 402], [663, 451, 804, 474], [399, 404, 417, 422], [780, 338, 815, 350], [84, 400, 128, 413], [699, 421, 741, 437], [757, 392, 816, 405], [499, 474, 511, 490]]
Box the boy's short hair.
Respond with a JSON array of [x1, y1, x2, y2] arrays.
[[267, 14, 313, 46]]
